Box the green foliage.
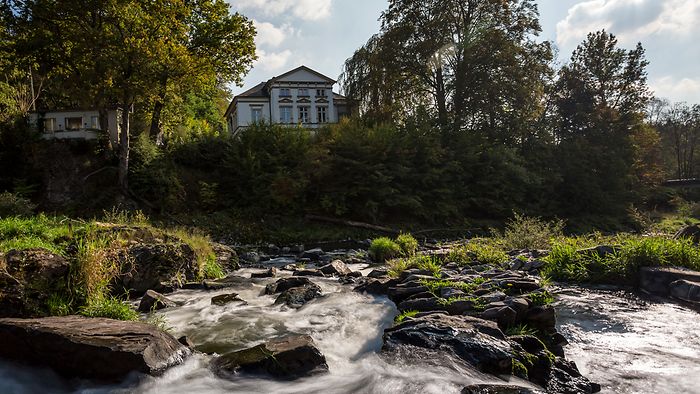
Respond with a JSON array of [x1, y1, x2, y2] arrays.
[[447, 240, 508, 266], [396, 233, 418, 257], [512, 359, 529, 378], [526, 290, 554, 306], [497, 213, 565, 250], [46, 294, 71, 316], [505, 324, 539, 337], [387, 255, 442, 278], [370, 237, 402, 263], [543, 235, 700, 284], [394, 310, 418, 324], [0, 215, 73, 254], [0, 192, 36, 217], [420, 277, 486, 296], [79, 296, 139, 321]]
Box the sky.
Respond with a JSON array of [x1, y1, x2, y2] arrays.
[[227, 0, 700, 104]]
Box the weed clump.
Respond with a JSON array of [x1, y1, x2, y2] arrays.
[[369, 237, 402, 263]]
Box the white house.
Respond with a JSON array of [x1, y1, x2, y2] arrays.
[[225, 65, 351, 135], [28, 109, 121, 146]]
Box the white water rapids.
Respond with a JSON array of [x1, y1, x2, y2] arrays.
[[1, 268, 699, 393]]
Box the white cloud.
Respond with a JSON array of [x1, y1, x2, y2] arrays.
[[254, 20, 295, 47], [556, 0, 700, 47], [651, 76, 700, 103], [230, 0, 333, 21], [255, 49, 292, 71]]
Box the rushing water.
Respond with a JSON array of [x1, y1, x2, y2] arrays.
[[2, 269, 699, 394], [0, 265, 518, 394], [554, 286, 700, 394]]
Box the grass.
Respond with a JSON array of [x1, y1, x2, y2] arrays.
[[388, 255, 442, 278], [394, 310, 418, 324], [0, 215, 77, 254], [420, 277, 486, 296], [369, 237, 402, 263], [395, 233, 418, 257], [505, 324, 539, 337], [526, 290, 554, 306], [447, 239, 508, 266], [79, 296, 139, 321], [438, 296, 488, 311], [542, 235, 700, 284]]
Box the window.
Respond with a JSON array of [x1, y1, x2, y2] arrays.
[[317, 106, 328, 123], [298, 106, 310, 123], [316, 89, 326, 97], [251, 107, 263, 123], [43, 118, 56, 132], [90, 116, 100, 129], [298, 88, 309, 97], [280, 106, 292, 123], [65, 117, 82, 130], [280, 88, 291, 97]]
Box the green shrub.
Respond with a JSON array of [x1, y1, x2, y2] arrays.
[[497, 213, 565, 250], [396, 233, 418, 257], [369, 237, 402, 263], [448, 240, 508, 266], [0, 192, 36, 217], [79, 296, 139, 321], [387, 255, 442, 278], [526, 290, 554, 306], [506, 324, 539, 337]]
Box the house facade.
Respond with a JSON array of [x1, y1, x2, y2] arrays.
[[225, 66, 351, 135], [28, 109, 121, 145]]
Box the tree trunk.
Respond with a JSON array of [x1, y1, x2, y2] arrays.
[[435, 66, 448, 134], [149, 76, 168, 144], [118, 103, 131, 195]]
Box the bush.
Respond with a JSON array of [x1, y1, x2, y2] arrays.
[[447, 240, 508, 266], [369, 237, 402, 263], [396, 233, 418, 257], [388, 255, 442, 278], [498, 213, 565, 250], [0, 192, 36, 217]]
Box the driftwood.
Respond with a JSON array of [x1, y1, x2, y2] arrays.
[[305, 215, 398, 234]]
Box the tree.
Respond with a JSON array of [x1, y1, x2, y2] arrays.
[[553, 30, 652, 214], [4, 0, 256, 193]]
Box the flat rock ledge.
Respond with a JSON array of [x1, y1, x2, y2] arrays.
[[212, 335, 328, 380], [0, 316, 191, 381]]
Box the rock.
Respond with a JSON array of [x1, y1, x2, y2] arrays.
[[509, 335, 546, 354], [546, 359, 600, 394], [461, 384, 545, 394], [138, 290, 176, 312], [639, 266, 700, 296], [388, 283, 430, 303], [211, 243, 239, 271], [178, 336, 195, 348], [319, 260, 352, 276], [440, 287, 467, 299], [275, 284, 322, 308], [265, 277, 317, 295], [509, 259, 524, 271], [669, 279, 700, 303], [239, 251, 260, 264], [118, 243, 198, 295], [504, 297, 530, 321], [674, 224, 700, 243], [301, 248, 325, 261], [530, 259, 546, 269], [383, 314, 511, 375], [0, 316, 190, 381], [481, 306, 517, 328], [212, 335, 327, 380], [293, 269, 326, 277], [498, 279, 540, 293], [251, 267, 277, 279], [0, 248, 71, 317], [526, 305, 556, 333], [211, 293, 247, 306], [282, 264, 298, 271], [444, 299, 480, 315], [354, 278, 395, 296], [398, 297, 442, 312], [480, 291, 507, 303], [367, 269, 389, 278]]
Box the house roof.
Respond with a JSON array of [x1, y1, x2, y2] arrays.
[[268, 65, 336, 84]]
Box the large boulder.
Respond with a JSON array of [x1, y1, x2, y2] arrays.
[[319, 260, 352, 276], [462, 384, 544, 394], [674, 224, 700, 243], [212, 335, 328, 380], [117, 243, 198, 295], [265, 277, 317, 295], [275, 284, 322, 308], [0, 316, 190, 381], [0, 249, 71, 317], [211, 243, 239, 271], [669, 279, 700, 303], [638, 266, 700, 296], [138, 290, 176, 312], [383, 314, 512, 375]]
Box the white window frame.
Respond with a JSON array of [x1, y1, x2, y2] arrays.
[[65, 117, 83, 130], [298, 106, 310, 123], [251, 107, 263, 123], [43, 118, 56, 132], [317, 106, 328, 123], [280, 106, 292, 123], [316, 89, 326, 97], [90, 116, 100, 129]]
